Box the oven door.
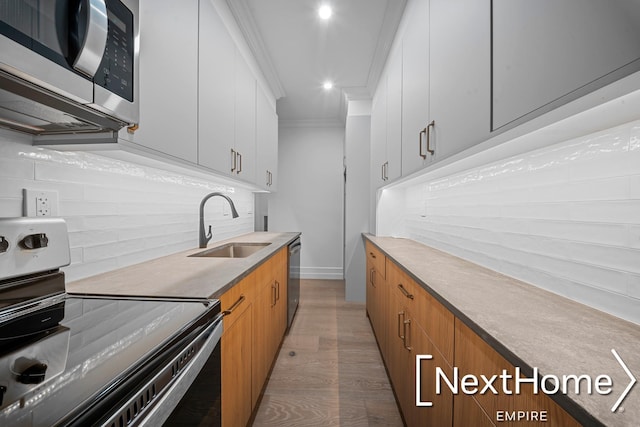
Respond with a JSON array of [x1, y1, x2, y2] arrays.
[[95, 312, 224, 427]]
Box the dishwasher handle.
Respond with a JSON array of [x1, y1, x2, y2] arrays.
[[289, 239, 301, 255]]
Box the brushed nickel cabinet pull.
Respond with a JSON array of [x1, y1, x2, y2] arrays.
[[222, 294, 245, 316], [266, 170, 270, 186], [237, 152, 242, 174], [398, 284, 414, 300], [381, 163, 385, 180], [419, 127, 427, 159], [404, 318, 412, 351], [397, 311, 405, 339], [231, 148, 237, 172], [426, 120, 435, 155]]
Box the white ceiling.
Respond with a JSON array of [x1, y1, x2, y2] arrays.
[[228, 0, 406, 124]]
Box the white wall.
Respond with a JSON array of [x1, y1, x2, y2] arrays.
[[0, 130, 255, 283], [268, 125, 344, 279], [344, 102, 371, 301], [382, 118, 640, 325]]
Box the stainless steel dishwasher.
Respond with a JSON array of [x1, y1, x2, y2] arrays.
[[287, 236, 301, 331]]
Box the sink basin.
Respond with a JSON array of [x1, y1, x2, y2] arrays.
[[189, 242, 271, 258]]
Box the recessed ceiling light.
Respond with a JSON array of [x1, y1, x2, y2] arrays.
[[318, 4, 332, 20], [323, 81, 333, 90]]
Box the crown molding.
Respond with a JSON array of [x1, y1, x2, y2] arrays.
[[279, 118, 345, 129], [366, 0, 407, 95], [226, 0, 286, 100]]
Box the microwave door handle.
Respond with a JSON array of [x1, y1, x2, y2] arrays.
[[72, 0, 108, 77]]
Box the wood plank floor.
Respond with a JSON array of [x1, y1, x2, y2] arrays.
[[252, 279, 403, 426]]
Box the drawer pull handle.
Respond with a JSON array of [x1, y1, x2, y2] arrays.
[[398, 284, 414, 300], [397, 311, 405, 339], [403, 318, 412, 351], [223, 294, 245, 316]]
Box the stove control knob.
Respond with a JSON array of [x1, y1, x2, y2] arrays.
[[20, 233, 49, 250], [17, 362, 48, 384], [0, 237, 8, 253]]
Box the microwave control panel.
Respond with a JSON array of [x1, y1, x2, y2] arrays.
[[94, 0, 134, 102]]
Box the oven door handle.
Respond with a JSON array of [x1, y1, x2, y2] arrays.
[[107, 314, 224, 427]]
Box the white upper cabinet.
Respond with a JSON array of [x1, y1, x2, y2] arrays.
[[198, 0, 236, 174], [492, 0, 640, 131], [233, 51, 257, 184], [256, 85, 278, 191], [385, 48, 403, 183], [400, 0, 430, 176], [371, 77, 388, 189], [371, 48, 402, 189], [120, 0, 199, 163], [428, 0, 491, 161]]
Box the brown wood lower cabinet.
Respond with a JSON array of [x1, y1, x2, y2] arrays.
[[454, 320, 581, 427], [220, 247, 289, 427], [221, 298, 252, 427], [365, 242, 581, 427]]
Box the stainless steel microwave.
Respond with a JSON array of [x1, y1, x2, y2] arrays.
[[0, 0, 139, 135]]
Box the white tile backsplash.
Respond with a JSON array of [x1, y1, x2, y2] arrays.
[[400, 119, 640, 324], [0, 132, 255, 284]]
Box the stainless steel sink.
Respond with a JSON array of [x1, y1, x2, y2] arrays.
[[189, 242, 271, 258]]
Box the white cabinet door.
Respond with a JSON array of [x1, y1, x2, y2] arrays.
[[233, 51, 257, 184], [371, 78, 388, 189], [385, 48, 402, 183], [428, 0, 491, 161], [492, 0, 640, 130], [401, 0, 430, 176], [198, 0, 236, 175], [120, 0, 198, 162], [256, 85, 278, 191]]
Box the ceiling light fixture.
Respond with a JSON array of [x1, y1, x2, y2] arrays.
[[323, 81, 333, 90], [318, 4, 332, 20]]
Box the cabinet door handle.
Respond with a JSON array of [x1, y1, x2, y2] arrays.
[[398, 284, 414, 300], [397, 311, 405, 339], [222, 294, 246, 316], [269, 171, 272, 186], [426, 120, 435, 155], [403, 318, 412, 351], [419, 127, 427, 159], [385, 162, 389, 180], [271, 283, 277, 307], [370, 268, 375, 287], [381, 163, 385, 180], [231, 148, 237, 173], [275, 280, 280, 301], [237, 152, 242, 174]]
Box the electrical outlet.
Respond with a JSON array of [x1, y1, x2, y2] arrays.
[[23, 189, 59, 217]]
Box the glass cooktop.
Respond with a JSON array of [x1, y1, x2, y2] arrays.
[[0, 294, 219, 426]]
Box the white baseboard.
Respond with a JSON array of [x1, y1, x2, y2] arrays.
[[300, 267, 343, 280]]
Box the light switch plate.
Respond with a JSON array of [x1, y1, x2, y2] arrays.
[[23, 189, 59, 217]]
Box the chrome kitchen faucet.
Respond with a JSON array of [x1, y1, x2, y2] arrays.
[[199, 192, 239, 248]]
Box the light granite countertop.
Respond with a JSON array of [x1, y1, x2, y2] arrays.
[[364, 234, 640, 427], [67, 232, 300, 299]]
